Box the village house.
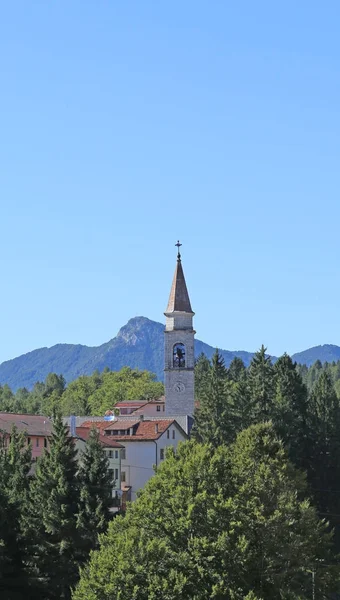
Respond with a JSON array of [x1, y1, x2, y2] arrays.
[[0, 413, 53, 460], [80, 416, 188, 502], [115, 397, 165, 417]]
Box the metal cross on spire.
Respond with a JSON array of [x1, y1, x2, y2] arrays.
[[175, 240, 182, 260]]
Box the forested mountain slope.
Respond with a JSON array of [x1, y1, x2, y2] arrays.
[[0, 316, 339, 390]]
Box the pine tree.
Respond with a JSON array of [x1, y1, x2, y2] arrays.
[[24, 413, 80, 599], [232, 379, 255, 433], [194, 353, 211, 401], [272, 353, 309, 468], [227, 357, 247, 383], [0, 426, 32, 599], [248, 345, 274, 421], [77, 427, 113, 561], [306, 372, 340, 551], [193, 350, 234, 446]]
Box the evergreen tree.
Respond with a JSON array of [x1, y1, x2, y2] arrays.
[[232, 379, 255, 433], [0, 427, 32, 599], [192, 350, 234, 446], [194, 353, 211, 401], [77, 427, 113, 560], [227, 356, 247, 383], [306, 372, 340, 551], [272, 353, 309, 468], [248, 345, 274, 421], [24, 413, 80, 599]]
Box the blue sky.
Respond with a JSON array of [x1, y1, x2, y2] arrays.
[[1, 1, 340, 365]]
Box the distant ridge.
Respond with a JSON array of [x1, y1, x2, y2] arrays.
[[0, 316, 338, 391]]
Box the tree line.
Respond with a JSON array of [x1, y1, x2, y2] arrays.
[[1, 354, 340, 419], [0, 367, 164, 417], [0, 415, 114, 599]]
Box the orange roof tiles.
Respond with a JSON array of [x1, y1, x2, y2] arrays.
[[75, 427, 124, 448], [79, 418, 178, 441]]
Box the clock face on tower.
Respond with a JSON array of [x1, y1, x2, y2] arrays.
[[173, 381, 186, 393]]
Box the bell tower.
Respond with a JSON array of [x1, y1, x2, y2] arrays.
[[164, 242, 195, 417]]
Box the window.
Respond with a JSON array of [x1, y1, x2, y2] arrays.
[[109, 469, 114, 479], [44, 438, 47, 448], [173, 343, 185, 368], [162, 405, 165, 412], [121, 449, 126, 460], [172, 430, 175, 439], [115, 468, 119, 480], [121, 471, 126, 482], [27, 437, 31, 445], [115, 450, 119, 459], [36, 438, 39, 447], [156, 405, 161, 412], [167, 430, 170, 439], [108, 450, 113, 458], [160, 449, 165, 460]]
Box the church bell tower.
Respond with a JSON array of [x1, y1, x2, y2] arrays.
[[164, 242, 195, 417]]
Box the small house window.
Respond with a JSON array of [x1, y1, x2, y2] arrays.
[[121, 471, 126, 482], [115, 468, 119, 480], [172, 430, 175, 439], [44, 438, 47, 448], [108, 450, 113, 458], [115, 450, 119, 459], [167, 430, 170, 439], [121, 449, 126, 460], [156, 405, 161, 412], [27, 437, 31, 445], [160, 449, 165, 460], [173, 343, 186, 368], [36, 438, 39, 447]]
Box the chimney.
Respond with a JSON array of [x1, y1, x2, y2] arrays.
[[70, 415, 76, 438], [155, 423, 159, 434]]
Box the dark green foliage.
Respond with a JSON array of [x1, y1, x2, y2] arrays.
[[248, 345, 275, 420], [193, 350, 235, 446], [227, 356, 247, 382], [194, 352, 211, 400], [73, 424, 337, 600], [24, 413, 80, 599], [272, 353, 309, 466], [304, 372, 340, 550], [0, 427, 32, 599], [77, 427, 113, 559]]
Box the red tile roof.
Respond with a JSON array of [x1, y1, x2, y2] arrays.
[[80, 418, 186, 442], [115, 401, 146, 408], [75, 427, 124, 448]]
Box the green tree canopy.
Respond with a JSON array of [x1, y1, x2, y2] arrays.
[[74, 424, 337, 600]]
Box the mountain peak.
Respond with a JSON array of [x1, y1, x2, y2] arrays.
[[0, 316, 339, 391]]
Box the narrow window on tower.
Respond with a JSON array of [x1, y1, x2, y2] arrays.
[[173, 343, 186, 368]]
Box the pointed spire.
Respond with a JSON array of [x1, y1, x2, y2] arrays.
[[165, 242, 193, 313]]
